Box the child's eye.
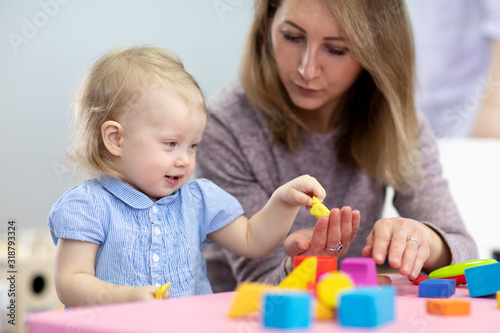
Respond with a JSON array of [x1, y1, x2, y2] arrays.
[[165, 141, 177, 147], [189, 143, 200, 150], [282, 31, 303, 43]]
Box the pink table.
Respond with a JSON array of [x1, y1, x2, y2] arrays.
[[27, 275, 500, 333]]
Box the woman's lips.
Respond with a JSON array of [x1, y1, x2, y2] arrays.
[[295, 84, 319, 95]]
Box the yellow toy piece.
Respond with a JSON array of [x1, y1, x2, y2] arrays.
[[316, 272, 354, 309], [315, 299, 335, 320], [497, 291, 500, 309], [155, 282, 171, 300], [279, 256, 317, 289], [310, 197, 330, 219], [227, 282, 275, 318]]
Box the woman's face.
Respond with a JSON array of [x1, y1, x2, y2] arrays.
[[270, 0, 363, 120]]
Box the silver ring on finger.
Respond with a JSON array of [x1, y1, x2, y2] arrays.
[[325, 241, 343, 253], [406, 237, 421, 250]]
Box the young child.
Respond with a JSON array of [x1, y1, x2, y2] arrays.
[[48, 46, 326, 307]]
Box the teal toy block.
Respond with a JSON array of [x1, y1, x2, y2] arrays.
[[340, 257, 378, 286], [263, 292, 312, 329], [418, 278, 455, 297], [339, 287, 396, 328], [464, 262, 500, 297]]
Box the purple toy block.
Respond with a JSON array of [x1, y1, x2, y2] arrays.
[[340, 258, 378, 286], [418, 278, 455, 298]]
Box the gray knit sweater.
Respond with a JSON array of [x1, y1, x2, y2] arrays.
[[196, 80, 478, 292]]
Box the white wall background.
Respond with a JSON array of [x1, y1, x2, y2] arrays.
[[0, 0, 253, 230]]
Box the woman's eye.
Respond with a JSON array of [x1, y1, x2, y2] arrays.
[[327, 46, 347, 56], [282, 31, 302, 43]]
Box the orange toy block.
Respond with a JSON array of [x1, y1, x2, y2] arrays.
[[426, 299, 470, 315], [279, 256, 317, 289], [227, 282, 274, 318], [294, 256, 337, 280]]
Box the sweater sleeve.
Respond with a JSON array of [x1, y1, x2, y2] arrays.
[[393, 113, 479, 264], [196, 85, 290, 290]]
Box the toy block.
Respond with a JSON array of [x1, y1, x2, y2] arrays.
[[418, 279, 455, 298], [464, 262, 500, 297], [279, 256, 317, 289], [426, 299, 470, 315], [227, 282, 274, 318], [409, 275, 429, 285], [314, 299, 335, 320], [263, 291, 313, 329], [429, 259, 496, 285], [497, 291, 500, 309], [338, 286, 396, 328], [340, 257, 378, 286], [310, 196, 330, 219], [316, 272, 354, 309], [294, 255, 337, 280]]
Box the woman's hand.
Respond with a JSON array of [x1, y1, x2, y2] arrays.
[[283, 206, 360, 257], [362, 217, 451, 280]]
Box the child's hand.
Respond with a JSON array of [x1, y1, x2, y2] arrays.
[[278, 175, 326, 208], [126, 285, 170, 302]]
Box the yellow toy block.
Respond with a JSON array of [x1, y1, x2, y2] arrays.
[[497, 291, 500, 309], [155, 282, 170, 300], [316, 272, 354, 309], [279, 256, 317, 289], [315, 299, 335, 320], [227, 282, 274, 318], [310, 197, 330, 219]]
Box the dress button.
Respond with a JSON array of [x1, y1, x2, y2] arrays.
[[151, 206, 158, 214], [153, 254, 160, 262], [155, 227, 161, 236]]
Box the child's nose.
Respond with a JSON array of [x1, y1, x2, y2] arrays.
[[174, 151, 190, 168]]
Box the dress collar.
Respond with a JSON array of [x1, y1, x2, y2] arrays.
[[97, 175, 179, 209]]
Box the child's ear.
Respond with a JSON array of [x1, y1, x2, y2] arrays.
[[101, 120, 123, 157]]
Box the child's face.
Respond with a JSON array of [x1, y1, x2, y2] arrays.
[[117, 86, 206, 201]]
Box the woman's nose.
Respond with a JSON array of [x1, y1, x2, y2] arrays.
[[298, 46, 320, 81]]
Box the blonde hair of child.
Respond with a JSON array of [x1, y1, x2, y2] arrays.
[[69, 46, 206, 179]]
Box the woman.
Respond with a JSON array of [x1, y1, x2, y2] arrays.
[[197, 0, 477, 292]]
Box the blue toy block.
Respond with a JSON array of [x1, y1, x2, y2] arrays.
[[263, 292, 313, 329], [418, 278, 455, 298], [338, 287, 396, 328], [464, 262, 500, 297]]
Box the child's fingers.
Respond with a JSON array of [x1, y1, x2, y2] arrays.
[[295, 175, 326, 201]]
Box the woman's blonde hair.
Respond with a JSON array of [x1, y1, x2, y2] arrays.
[[70, 46, 206, 179], [240, 0, 420, 189]]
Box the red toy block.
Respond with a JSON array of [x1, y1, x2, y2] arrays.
[[409, 275, 429, 285], [294, 256, 337, 280]]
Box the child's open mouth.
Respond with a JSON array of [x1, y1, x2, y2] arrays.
[[165, 175, 181, 186]]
